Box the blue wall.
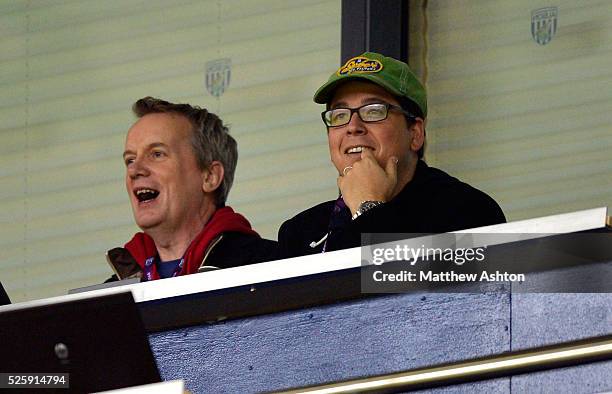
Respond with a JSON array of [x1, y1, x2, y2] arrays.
[[149, 282, 612, 393]]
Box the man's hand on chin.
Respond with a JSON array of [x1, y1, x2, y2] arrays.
[[337, 148, 398, 215]]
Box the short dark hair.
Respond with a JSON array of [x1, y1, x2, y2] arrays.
[[132, 97, 237, 207], [396, 96, 426, 159]]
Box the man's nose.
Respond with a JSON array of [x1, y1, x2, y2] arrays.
[[345, 111, 367, 135], [127, 157, 149, 179]]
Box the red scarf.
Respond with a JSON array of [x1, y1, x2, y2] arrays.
[[124, 206, 258, 281]]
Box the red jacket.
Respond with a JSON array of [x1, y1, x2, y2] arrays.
[[106, 207, 277, 281]]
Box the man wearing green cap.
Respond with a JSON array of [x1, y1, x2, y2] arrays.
[[276, 52, 506, 258]]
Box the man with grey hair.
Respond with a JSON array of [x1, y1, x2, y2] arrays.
[[106, 97, 276, 282]]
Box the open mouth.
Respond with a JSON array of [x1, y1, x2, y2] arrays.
[[134, 188, 160, 203], [345, 146, 373, 154]]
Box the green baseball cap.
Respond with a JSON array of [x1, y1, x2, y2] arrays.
[[313, 52, 427, 117]]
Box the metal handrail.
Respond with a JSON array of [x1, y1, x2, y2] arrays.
[[275, 335, 612, 393]]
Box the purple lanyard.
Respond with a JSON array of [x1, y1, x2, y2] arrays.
[[143, 256, 185, 281], [322, 196, 351, 252]]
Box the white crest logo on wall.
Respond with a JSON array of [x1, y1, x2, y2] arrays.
[[205, 58, 231, 97], [531, 7, 558, 45]]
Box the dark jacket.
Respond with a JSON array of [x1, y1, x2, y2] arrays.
[[277, 160, 506, 259], [106, 232, 277, 282]]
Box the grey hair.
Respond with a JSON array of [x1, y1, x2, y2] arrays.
[[132, 96, 237, 206]]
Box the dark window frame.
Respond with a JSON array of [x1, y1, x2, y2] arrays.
[[341, 0, 410, 64]]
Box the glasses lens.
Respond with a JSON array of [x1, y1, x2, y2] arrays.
[[359, 103, 388, 122], [326, 109, 351, 126]]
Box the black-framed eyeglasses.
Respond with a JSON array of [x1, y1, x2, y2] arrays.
[[321, 103, 416, 127]]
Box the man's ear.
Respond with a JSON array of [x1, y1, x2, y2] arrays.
[[202, 161, 225, 193], [409, 118, 425, 153]]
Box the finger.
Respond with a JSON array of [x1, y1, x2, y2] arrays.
[[360, 147, 375, 161], [385, 156, 399, 182]]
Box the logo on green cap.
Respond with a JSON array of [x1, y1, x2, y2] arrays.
[[337, 56, 383, 76]]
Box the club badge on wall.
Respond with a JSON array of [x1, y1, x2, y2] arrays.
[[531, 7, 558, 45], [205, 58, 231, 97]]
